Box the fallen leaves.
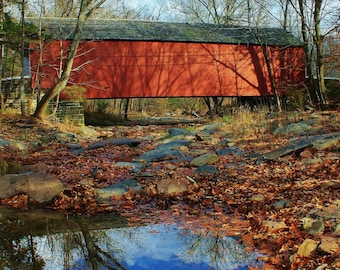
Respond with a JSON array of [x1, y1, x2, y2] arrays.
[[1, 114, 340, 269]]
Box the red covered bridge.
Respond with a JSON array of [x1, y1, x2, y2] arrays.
[[28, 18, 304, 99]]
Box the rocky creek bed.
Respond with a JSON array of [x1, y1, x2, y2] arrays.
[[0, 111, 339, 269]]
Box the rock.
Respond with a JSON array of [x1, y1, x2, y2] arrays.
[[8, 141, 28, 151], [274, 199, 291, 209], [156, 140, 189, 150], [216, 148, 233, 155], [262, 139, 312, 160], [302, 217, 315, 231], [78, 126, 99, 138], [308, 220, 325, 235], [190, 152, 219, 166], [0, 139, 9, 147], [65, 143, 83, 150], [195, 165, 217, 175], [272, 121, 316, 135], [262, 220, 287, 230], [167, 128, 190, 137], [156, 178, 188, 195], [296, 239, 319, 257], [318, 236, 339, 254], [134, 149, 183, 163], [96, 179, 141, 201], [0, 172, 63, 203], [311, 131, 340, 149], [96, 187, 126, 200], [333, 223, 340, 236], [250, 194, 265, 202], [87, 138, 141, 150], [202, 123, 223, 134], [114, 162, 145, 173], [110, 179, 141, 191]]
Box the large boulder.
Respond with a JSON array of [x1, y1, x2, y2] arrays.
[[0, 172, 63, 204]]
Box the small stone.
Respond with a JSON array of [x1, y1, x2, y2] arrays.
[[190, 152, 219, 166], [296, 239, 319, 257], [274, 200, 291, 209], [318, 237, 339, 254], [308, 220, 325, 235], [157, 178, 188, 195], [334, 223, 340, 236], [262, 220, 287, 230], [302, 217, 315, 230], [250, 194, 265, 202], [195, 165, 217, 175], [8, 141, 28, 151], [167, 128, 189, 137]]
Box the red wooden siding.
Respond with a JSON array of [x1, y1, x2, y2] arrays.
[[29, 40, 305, 99]]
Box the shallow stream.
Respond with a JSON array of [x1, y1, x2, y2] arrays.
[[0, 207, 262, 270]]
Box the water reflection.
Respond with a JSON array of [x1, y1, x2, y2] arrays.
[[0, 208, 261, 270]]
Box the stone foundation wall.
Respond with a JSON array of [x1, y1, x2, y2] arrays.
[[3, 94, 85, 126], [53, 101, 85, 126]]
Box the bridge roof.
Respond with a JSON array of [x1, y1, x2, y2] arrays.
[[26, 17, 302, 47]]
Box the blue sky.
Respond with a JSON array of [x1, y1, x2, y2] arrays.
[[130, 0, 158, 8]]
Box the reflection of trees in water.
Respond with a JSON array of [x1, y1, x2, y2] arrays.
[[0, 214, 132, 270], [179, 229, 257, 270], [77, 217, 127, 270], [0, 215, 259, 270], [0, 219, 45, 269]]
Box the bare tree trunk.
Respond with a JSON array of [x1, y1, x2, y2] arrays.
[[0, 0, 3, 113], [20, 0, 26, 116], [123, 98, 129, 120], [34, 0, 106, 119], [296, 0, 322, 106], [314, 0, 326, 105], [262, 44, 282, 112]]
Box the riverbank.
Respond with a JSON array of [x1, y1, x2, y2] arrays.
[[0, 111, 339, 269]]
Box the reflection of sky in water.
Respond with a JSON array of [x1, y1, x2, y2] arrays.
[[35, 223, 261, 270]]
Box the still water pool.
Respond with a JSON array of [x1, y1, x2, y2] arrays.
[[0, 208, 262, 270]]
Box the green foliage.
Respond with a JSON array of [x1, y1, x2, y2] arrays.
[[96, 100, 111, 113], [168, 98, 203, 114], [3, 13, 39, 51]]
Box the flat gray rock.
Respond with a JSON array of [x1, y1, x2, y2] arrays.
[[262, 139, 312, 160], [273, 121, 316, 135], [134, 149, 183, 163], [167, 128, 190, 137], [87, 138, 141, 150], [156, 140, 189, 150], [310, 131, 340, 149], [74, 138, 141, 153]]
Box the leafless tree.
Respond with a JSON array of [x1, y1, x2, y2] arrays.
[[34, 0, 106, 119]]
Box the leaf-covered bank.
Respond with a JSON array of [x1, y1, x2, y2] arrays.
[[0, 111, 339, 269]]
